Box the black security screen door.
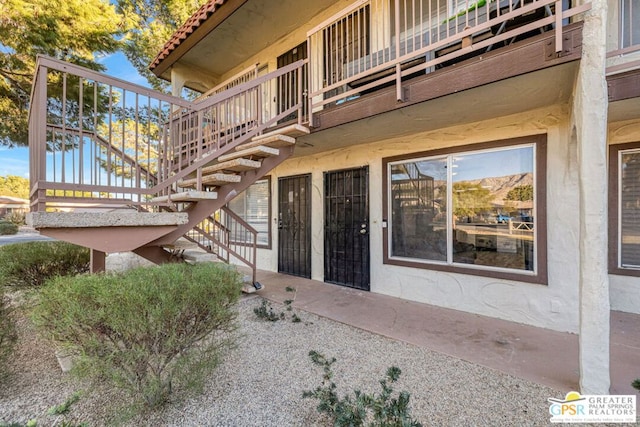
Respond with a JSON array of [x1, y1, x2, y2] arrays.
[[324, 167, 370, 290], [278, 174, 311, 278]]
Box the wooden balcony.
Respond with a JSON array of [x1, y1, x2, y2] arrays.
[[304, 0, 589, 125]]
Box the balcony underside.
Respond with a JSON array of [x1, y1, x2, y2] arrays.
[[294, 22, 582, 156], [153, 0, 337, 83], [608, 68, 640, 123]]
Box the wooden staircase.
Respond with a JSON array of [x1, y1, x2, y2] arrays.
[[27, 55, 310, 287]]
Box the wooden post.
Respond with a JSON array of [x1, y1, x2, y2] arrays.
[[90, 249, 106, 273]]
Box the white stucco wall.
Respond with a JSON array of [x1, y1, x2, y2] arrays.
[[610, 275, 640, 313], [254, 105, 585, 333]]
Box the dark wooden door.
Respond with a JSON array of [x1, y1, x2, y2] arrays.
[[277, 42, 307, 123], [324, 167, 370, 290], [278, 174, 311, 278]]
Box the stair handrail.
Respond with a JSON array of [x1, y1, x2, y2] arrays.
[[183, 207, 258, 284], [193, 59, 306, 110], [33, 56, 193, 108], [30, 55, 308, 203], [195, 63, 260, 101]]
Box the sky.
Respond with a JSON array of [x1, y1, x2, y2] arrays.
[[0, 52, 148, 178]]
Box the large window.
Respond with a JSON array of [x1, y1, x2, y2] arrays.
[[228, 177, 271, 248], [383, 135, 547, 283], [621, 0, 640, 49], [610, 143, 640, 275]]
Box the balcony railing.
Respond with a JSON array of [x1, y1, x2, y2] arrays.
[[306, 0, 590, 118], [196, 63, 262, 101], [29, 56, 308, 210], [28, 56, 190, 212]]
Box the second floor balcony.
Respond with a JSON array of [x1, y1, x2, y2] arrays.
[[151, 0, 591, 133]]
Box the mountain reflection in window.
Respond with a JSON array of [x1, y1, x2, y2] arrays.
[[390, 145, 535, 272]]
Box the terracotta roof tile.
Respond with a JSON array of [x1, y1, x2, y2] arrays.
[[149, 0, 227, 72]]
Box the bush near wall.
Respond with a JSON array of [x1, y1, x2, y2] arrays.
[[31, 262, 243, 408], [0, 220, 18, 235], [3, 211, 26, 226], [0, 241, 90, 287], [0, 289, 17, 382]]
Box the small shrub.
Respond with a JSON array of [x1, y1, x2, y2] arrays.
[[0, 241, 89, 287], [303, 351, 422, 427], [47, 391, 82, 415], [254, 299, 285, 321], [0, 221, 18, 235], [0, 290, 17, 381], [254, 287, 305, 324], [32, 262, 242, 408], [633, 379, 640, 392], [3, 212, 26, 226]]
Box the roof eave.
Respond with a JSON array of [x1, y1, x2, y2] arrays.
[[150, 0, 248, 79]]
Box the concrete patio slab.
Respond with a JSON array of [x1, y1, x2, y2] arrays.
[[253, 270, 640, 395]]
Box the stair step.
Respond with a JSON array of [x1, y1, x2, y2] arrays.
[[150, 191, 218, 203], [178, 173, 241, 188], [237, 134, 295, 151], [183, 250, 218, 263], [162, 238, 199, 251], [251, 123, 309, 140], [201, 158, 262, 174], [217, 145, 279, 162]]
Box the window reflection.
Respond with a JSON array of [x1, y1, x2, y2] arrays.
[[621, 150, 640, 268], [390, 145, 535, 272], [391, 157, 447, 261], [451, 147, 534, 271]]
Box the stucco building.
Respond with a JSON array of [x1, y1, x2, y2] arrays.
[[27, 0, 640, 394]]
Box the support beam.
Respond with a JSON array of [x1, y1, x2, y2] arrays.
[[572, 0, 610, 394], [90, 249, 105, 273], [133, 246, 174, 265]]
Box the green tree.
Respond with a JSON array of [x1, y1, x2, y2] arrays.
[[96, 107, 162, 182], [0, 0, 124, 147], [116, 0, 208, 92], [505, 184, 533, 202], [452, 181, 493, 219], [0, 175, 29, 199]]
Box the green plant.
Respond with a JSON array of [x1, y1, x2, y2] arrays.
[[0, 392, 87, 427], [46, 392, 87, 427], [0, 242, 90, 287], [3, 211, 26, 226], [254, 287, 305, 324], [303, 351, 422, 427], [254, 299, 285, 321], [633, 378, 640, 392], [47, 392, 82, 415], [0, 290, 17, 382], [31, 262, 242, 408], [0, 221, 18, 235]]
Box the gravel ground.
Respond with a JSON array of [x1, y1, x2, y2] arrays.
[[0, 295, 560, 426]]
